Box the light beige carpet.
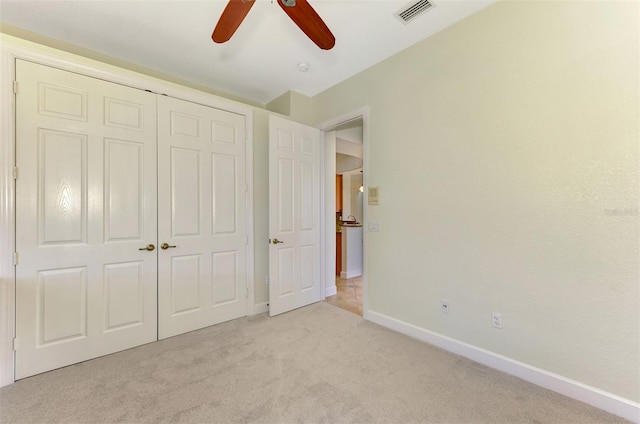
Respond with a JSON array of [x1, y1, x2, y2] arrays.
[[0, 302, 629, 423]]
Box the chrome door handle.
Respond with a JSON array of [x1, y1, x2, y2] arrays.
[[160, 243, 176, 250], [138, 244, 155, 251], [271, 238, 284, 244]]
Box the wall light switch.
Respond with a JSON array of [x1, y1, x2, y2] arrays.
[[368, 221, 380, 232], [368, 186, 380, 205]]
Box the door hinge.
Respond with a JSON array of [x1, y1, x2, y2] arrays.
[[13, 338, 18, 351], [246, 288, 249, 298], [244, 183, 249, 193], [245, 236, 249, 246], [13, 81, 18, 94], [13, 166, 18, 180], [13, 252, 18, 265]]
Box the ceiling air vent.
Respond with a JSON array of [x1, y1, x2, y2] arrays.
[[394, 0, 434, 24]]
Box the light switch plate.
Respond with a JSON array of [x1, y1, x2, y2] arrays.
[[368, 186, 380, 205]]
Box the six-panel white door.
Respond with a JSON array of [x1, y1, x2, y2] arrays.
[[14, 60, 158, 379], [268, 115, 322, 316], [157, 96, 248, 339], [12, 60, 313, 379]]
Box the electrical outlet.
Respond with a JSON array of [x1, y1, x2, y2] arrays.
[[491, 312, 503, 329], [441, 300, 450, 314]]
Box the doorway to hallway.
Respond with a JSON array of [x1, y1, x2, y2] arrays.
[[319, 108, 369, 319]]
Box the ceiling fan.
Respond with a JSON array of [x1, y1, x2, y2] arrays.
[[212, 0, 335, 50]]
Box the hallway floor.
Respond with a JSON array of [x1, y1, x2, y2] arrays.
[[325, 276, 363, 316]]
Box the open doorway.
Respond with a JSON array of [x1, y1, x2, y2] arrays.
[[322, 117, 365, 316]]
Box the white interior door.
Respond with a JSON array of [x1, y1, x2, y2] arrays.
[[14, 60, 158, 379], [157, 96, 248, 339], [268, 115, 322, 316]]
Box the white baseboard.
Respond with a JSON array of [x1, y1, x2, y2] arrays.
[[340, 270, 362, 279], [325, 285, 337, 297], [0, 341, 13, 387], [366, 310, 640, 423], [251, 302, 269, 315]]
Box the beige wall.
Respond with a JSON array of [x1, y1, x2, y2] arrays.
[[266, 90, 314, 126], [2, 0, 638, 403], [252, 109, 270, 305], [311, 1, 639, 402]]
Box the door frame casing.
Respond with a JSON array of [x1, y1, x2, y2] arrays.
[[317, 107, 370, 318], [0, 37, 256, 387]]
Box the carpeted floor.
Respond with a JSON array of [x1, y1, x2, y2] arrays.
[[0, 302, 629, 423]]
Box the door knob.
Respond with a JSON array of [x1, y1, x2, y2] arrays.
[[160, 243, 177, 250], [138, 244, 155, 251], [271, 238, 284, 244]]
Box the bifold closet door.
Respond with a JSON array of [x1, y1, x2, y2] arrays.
[[14, 60, 158, 379], [157, 95, 248, 339]]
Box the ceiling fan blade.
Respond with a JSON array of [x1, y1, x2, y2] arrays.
[[212, 0, 256, 44], [277, 0, 335, 50]]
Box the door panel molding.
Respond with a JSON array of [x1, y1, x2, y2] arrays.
[[268, 115, 322, 316], [15, 59, 159, 379], [0, 38, 255, 387], [157, 95, 249, 339]]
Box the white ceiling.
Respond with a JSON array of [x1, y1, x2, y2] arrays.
[[0, 0, 495, 105]]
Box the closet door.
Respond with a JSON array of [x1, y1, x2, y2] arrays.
[[14, 60, 158, 379], [157, 96, 248, 339]]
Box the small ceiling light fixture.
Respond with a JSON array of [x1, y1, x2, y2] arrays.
[[297, 62, 311, 72]]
